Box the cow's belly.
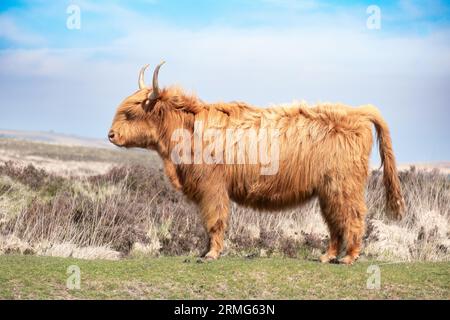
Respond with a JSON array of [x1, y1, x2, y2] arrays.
[[229, 185, 316, 211]]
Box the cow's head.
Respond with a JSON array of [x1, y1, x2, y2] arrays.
[[108, 62, 165, 149]]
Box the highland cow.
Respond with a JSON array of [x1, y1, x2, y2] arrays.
[[109, 62, 405, 264]]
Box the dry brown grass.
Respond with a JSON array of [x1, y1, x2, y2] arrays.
[[0, 157, 448, 261]]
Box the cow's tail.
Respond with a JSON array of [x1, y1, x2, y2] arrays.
[[359, 105, 405, 220]]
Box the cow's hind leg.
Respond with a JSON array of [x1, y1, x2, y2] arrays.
[[320, 229, 342, 263], [199, 188, 230, 260], [319, 191, 367, 265], [319, 199, 344, 263], [339, 201, 366, 265]]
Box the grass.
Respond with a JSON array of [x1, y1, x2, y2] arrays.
[[0, 255, 448, 299], [0, 138, 159, 166]]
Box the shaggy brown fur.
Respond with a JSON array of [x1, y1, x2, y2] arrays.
[[109, 65, 405, 264]]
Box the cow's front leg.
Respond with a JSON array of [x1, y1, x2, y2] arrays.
[[199, 189, 229, 260], [163, 159, 182, 191]]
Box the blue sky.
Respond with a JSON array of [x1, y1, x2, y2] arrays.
[[0, 0, 449, 163]]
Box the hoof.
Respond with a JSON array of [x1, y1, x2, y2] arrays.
[[204, 251, 219, 260], [320, 254, 337, 263], [339, 255, 358, 265]]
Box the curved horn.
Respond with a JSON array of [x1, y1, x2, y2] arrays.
[[138, 64, 150, 89], [148, 61, 166, 101]]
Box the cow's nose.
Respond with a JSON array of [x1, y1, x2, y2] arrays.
[[108, 131, 115, 141]]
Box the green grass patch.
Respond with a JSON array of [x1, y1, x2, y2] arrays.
[[0, 255, 448, 299]]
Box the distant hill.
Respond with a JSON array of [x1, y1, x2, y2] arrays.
[[0, 129, 112, 149], [397, 162, 450, 175]]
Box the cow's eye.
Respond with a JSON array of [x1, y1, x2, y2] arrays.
[[124, 111, 134, 120]]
